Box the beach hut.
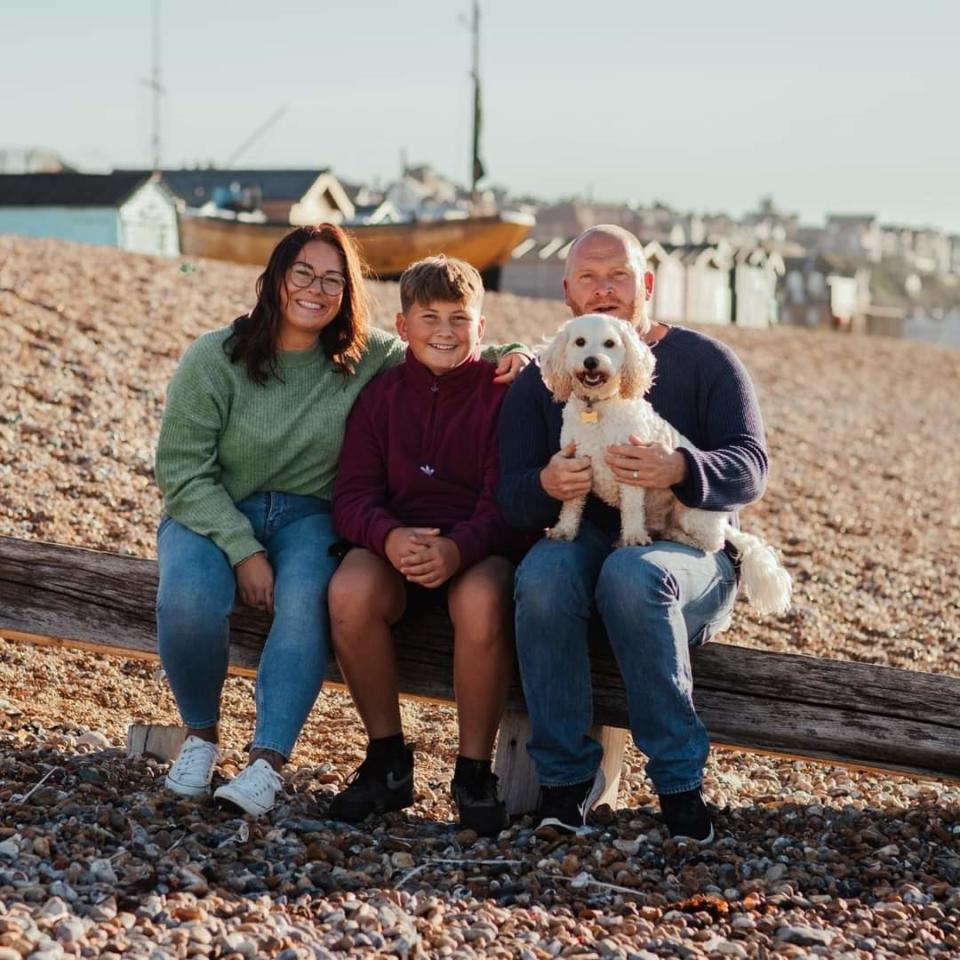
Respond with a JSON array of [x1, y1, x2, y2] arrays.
[[500, 237, 572, 300], [140, 168, 353, 224], [0, 172, 179, 255], [732, 246, 783, 327], [678, 244, 734, 325], [780, 254, 869, 331], [642, 242, 685, 324]]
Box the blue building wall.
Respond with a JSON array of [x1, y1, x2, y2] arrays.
[[0, 207, 119, 246]]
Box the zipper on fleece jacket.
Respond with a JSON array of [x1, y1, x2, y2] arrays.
[[425, 377, 441, 465]]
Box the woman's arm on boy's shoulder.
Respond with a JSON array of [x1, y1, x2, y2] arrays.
[[481, 341, 533, 384], [332, 393, 404, 555]]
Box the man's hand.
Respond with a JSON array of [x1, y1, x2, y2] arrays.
[[604, 435, 687, 489], [540, 440, 593, 501], [398, 535, 461, 589], [384, 527, 441, 573], [235, 552, 274, 613], [492, 351, 531, 384]]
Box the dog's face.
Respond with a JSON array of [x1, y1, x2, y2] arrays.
[[541, 313, 656, 403]]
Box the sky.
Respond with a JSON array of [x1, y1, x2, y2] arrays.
[[2, 0, 959, 232]]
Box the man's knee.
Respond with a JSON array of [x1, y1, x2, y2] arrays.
[[515, 542, 594, 620], [597, 549, 678, 612]]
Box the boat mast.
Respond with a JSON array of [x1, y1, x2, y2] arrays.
[[145, 0, 163, 170], [470, 0, 484, 193]]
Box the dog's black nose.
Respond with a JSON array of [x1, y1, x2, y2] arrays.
[[583, 356, 599, 371]]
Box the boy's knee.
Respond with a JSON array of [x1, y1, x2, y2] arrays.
[[327, 569, 367, 619], [452, 560, 513, 619]]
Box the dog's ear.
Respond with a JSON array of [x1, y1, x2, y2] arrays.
[[619, 323, 656, 399], [541, 324, 574, 402]]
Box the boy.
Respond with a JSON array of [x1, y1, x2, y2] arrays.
[[328, 255, 530, 836]]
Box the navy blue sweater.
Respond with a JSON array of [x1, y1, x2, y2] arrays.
[[496, 326, 768, 535]]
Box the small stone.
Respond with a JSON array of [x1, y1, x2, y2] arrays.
[[716, 941, 748, 958], [53, 918, 86, 944], [76, 731, 111, 751], [613, 838, 640, 856], [88, 898, 118, 922], [390, 852, 415, 869], [0, 840, 20, 860], [77, 768, 106, 785], [39, 897, 69, 920], [47, 882, 77, 902], [776, 925, 834, 947], [89, 859, 118, 884]]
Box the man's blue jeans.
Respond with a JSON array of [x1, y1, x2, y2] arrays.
[[156, 492, 338, 760], [514, 519, 737, 795]]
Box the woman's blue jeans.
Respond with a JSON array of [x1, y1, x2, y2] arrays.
[[514, 519, 737, 795], [156, 493, 338, 760]]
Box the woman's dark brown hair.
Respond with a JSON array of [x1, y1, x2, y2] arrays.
[[225, 223, 370, 384]]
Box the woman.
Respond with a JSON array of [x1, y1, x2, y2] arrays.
[[155, 224, 527, 817]]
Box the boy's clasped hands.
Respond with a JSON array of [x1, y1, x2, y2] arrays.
[[384, 527, 461, 589]]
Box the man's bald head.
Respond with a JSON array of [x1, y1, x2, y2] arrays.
[[562, 224, 654, 333], [564, 225, 647, 278]]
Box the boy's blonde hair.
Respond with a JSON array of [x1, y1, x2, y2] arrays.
[[399, 255, 484, 313]]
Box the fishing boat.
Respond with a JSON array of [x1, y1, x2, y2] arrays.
[[178, 209, 533, 288], [174, 2, 530, 287]]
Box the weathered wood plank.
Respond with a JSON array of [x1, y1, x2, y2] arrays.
[[127, 723, 185, 762], [2, 535, 960, 781], [494, 712, 626, 815]]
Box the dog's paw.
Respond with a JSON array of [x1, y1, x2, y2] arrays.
[[546, 525, 576, 541], [618, 530, 652, 548]]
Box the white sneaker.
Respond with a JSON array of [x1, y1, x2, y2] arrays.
[[165, 736, 220, 798], [213, 759, 284, 816]]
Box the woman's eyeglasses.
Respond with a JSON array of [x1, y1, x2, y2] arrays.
[[289, 262, 346, 296]]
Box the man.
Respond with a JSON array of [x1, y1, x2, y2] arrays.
[[497, 225, 768, 842]]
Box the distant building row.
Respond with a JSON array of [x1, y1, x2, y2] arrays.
[[530, 196, 960, 278], [503, 238, 783, 329]]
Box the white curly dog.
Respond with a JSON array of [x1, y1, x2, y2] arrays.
[[540, 313, 792, 616]]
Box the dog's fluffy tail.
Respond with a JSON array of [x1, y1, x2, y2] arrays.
[[724, 526, 792, 616]]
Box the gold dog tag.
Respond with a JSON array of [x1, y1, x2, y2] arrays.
[[580, 409, 598, 423]]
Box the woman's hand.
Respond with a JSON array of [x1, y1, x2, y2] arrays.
[[235, 552, 275, 613], [492, 351, 531, 384]]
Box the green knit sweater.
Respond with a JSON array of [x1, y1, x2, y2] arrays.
[[155, 326, 525, 566]]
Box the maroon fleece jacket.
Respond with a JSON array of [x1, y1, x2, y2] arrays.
[[333, 350, 530, 571]]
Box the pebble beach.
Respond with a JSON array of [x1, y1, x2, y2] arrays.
[[1, 235, 959, 959]]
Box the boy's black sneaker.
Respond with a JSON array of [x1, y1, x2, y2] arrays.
[[451, 770, 509, 837], [327, 747, 414, 823], [536, 768, 606, 833], [659, 787, 714, 844]]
